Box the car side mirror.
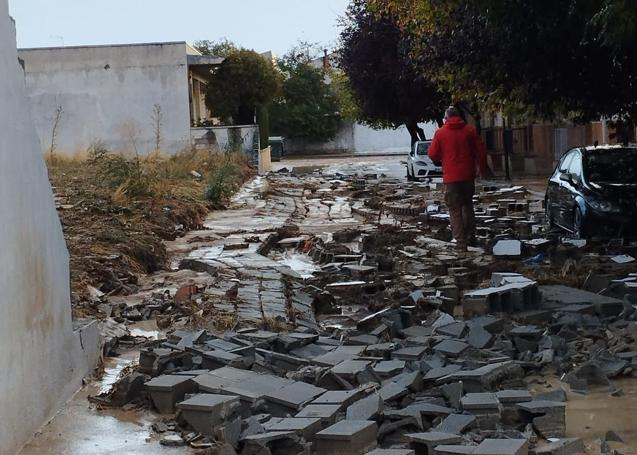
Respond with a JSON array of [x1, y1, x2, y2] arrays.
[[559, 173, 573, 184]]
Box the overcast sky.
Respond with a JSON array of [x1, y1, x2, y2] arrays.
[[8, 0, 350, 55]]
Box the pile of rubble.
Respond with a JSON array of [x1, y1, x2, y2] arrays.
[[94, 169, 637, 454]]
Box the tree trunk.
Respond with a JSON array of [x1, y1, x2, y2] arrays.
[[406, 120, 426, 147]]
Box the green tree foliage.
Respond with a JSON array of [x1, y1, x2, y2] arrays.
[[269, 44, 342, 142], [205, 49, 282, 125], [339, 0, 450, 144], [193, 38, 239, 58], [372, 0, 637, 123]]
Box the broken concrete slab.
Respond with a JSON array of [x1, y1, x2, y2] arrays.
[[517, 401, 566, 438], [433, 340, 469, 358], [295, 403, 341, 424], [435, 445, 477, 455], [474, 439, 528, 455], [392, 346, 428, 361], [495, 390, 532, 404], [460, 393, 499, 411], [145, 375, 197, 414], [265, 417, 323, 439], [493, 240, 522, 256], [177, 394, 240, 436], [530, 438, 583, 455], [312, 389, 367, 408], [434, 414, 477, 434], [406, 432, 462, 455], [346, 393, 383, 420], [374, 360, 406, 378], [314, 420, 379, 455], [263, 381, 326, 416]]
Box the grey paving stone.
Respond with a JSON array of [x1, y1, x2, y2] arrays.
[[440, 382, 463, 409], [531, 438, 583, 455], [295, 403, 341, 422], [402, 326, 433, 338], [424, 364, 463, 380], [392, 346, 428, 361], [349, 334, 380, 346], [516, 401, 565, 414], [265, 417, 323, 439], [312, 389, 367, 407], [314, 346, 366, 367], [460, 393, 499, 411], [434, 414, 477, 434], [315, 420, 379, 455], [407, 432, 462, 454], [433, 340, 469, 358], [474, 439, 529, 455], [436, 322, 467, 338], [263, 381, 326, 409], [495, 390, 532, 404], [373, 360, 406, 378], [346, 393, 383, 420], [177, 394, 240, 436], [435, 445, 478, 455], [365, 450, 415, 455], [533, 390, 567, 402], [331, 360, 373, 379], [145, 375, 197, 414], [467, 325, 494, 349]]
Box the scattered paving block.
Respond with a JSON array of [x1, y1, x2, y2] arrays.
[[145, 375, 197, 414], [240, 431, 300, 453], [517, 401, 566, 438], [315, 420, 379, 455], [436, 322, 467, 338], [493, 240, 522, 256], [331, 360, 373, 381], [380, 371, 422, 402], [392, 346, 429, 361], [374, 360, 406, 378], [265, 417, 323, 439], [295, 404, 341, 424], [314, 346, 366, 367], [407, 432, 462, 455], [424, 365, 463, 381], [402, 326, 434, 338], [312, 389, 367, 408], [496, 390, 532, 404], [533, 390, 567, 402], [467, 325, 494, 349], [263, 381, 326, 416], [346, 393, 383, 420], [461, 393, 499, 411], [435, 446, 477, 455], [474, 439, 528, 455], [365, 450, 415, 455], [177, 394, 240, 436], [440, 382, 463, 409], [366, 343, 398, 357], [530, 438, 583, 455], [434, 414, 477, 434], [349, 334, 380, 345], [433, 340, 469, 358]]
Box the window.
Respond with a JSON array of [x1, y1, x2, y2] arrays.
[[568, 152, 582, 178], [558, 150, 576, 172]]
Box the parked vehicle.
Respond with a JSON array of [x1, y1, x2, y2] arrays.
[[545, 145, 637, 238], [407, 140, 443, 181]]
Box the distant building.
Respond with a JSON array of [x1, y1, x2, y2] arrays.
[[18, 41, 258, 155]]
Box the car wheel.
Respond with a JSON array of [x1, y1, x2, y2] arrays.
[[545, 197, 555, 228], [407, 166, 414, 181], [573, 207, 586, 239]]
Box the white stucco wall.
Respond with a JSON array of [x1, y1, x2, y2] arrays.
[[1, 3, 99, 453], [287, 121, 438, 154], [19, 42, 192, 155]]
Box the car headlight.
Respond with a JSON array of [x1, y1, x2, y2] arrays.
[[588, 200, 621, 213], [416, 161, 431, 166]]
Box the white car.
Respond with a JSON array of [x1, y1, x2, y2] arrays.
[[407, 140, 443, 180]]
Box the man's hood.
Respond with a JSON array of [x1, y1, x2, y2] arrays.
[[445, 116, 466, 129]]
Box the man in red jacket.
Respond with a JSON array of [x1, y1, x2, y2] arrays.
[[429, 106, 491, 251]]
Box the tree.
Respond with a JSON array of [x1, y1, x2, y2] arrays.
[[193, 38, 239, 58], [371, 0, 637, 124], [205, 49, 281, 126], [269, 43, 342, 143], [339, 0, 451, 144]]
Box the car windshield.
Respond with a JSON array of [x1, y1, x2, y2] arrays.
[[416, 143, 430, 156], [585, 149, 637, 184]]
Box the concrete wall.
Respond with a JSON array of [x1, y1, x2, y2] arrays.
[[192, 125, 260, 158], [287, 121, 438, 154], [19, 42, 192, 155], [0, 3, 99, 453]]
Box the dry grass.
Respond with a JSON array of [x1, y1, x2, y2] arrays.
[[46, 147, 255, 315]]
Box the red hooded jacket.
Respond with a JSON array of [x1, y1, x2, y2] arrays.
[[428, 116, 489, 183]]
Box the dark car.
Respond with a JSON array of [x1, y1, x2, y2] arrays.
[[545, 145, 637, 238]]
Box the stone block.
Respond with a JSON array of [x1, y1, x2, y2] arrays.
[[467, 325, 494, 349], [145, 375, 197, 414], [293, 402, 338, 423], [177, 394, 240, 436], [331, 360, 373, 381], [435, 446, 477, 455], [346, 393, 383, 420], [392, 346, 428, 361], [474, 439, 528, 455], [436, 322, 467, 338], [263, 381, 326, 416], [365, 450, 416, 455], [495, 390, 532, 404], [460, 393, 499, 411], [517, 401, 566, 439], [315, 420, 379, 455], [407, 432, 462, 455], [530, 438, 584, 455], [265, 417, 323, 439], [434, 414, 477, 434], [374, 360, 406, 378], [312, 389, 367, 408], [433, 340, 469, 358]]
